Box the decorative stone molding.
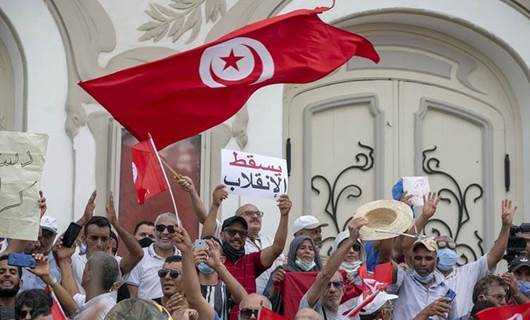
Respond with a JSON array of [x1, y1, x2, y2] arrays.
[[138, 0, 226, 43], [0, 24, 15, 131]]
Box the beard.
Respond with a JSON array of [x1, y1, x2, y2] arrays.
[[0, 285, 20, 298]]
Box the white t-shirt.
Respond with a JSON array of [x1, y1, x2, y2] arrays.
[[299, 293, 349, 320], [127, 243, 181, 300], [443, 255, 493, 319], [73, 292, 116, 320]]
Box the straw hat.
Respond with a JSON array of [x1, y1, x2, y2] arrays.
[[353, 200, 413, 240]]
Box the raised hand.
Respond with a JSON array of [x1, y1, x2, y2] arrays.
[[79, 191, 97, 225], [28, 253, 51, 283], [501, 199, 517, 226], [106, 193, 118, 226], [348, 216, 368, 240], [500, 272, 518, 295], [212, 185, 228, 207], [400, 191, 413, 207], [38, 191, 47, 218], [422, 192, 440, 218], [174, 226, 193, 253], [205, 239, 222, 268], [53, 236, 76, 261], [193, 248, 208, 265], [277, 194, 292, 216], [176, 176, 196, 193]]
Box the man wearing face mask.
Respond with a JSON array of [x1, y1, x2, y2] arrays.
[[431, 199, 517, 319], [390, 238, 456, 320], [509, 255, 530, 297]]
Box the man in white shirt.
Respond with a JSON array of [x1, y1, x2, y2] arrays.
[[71, 193, 144, 294], [127, 212, 182, 300], [73, 251, 120, 320]]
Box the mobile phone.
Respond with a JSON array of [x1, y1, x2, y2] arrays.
[[445, 289, 456, 302], [62, 222, 82, 248], [8, 253, 36, 268], [194, 239, 208, 250]]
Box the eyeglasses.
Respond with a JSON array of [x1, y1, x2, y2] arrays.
[[156, 224, 176, 234], [158, 269, 180, 279], [327, 281, 344, 289], [241, 211, 264, 218], [223, 228, 248, 238], [239, 308, 260, 319], [436, 238, 456, 250], [353, 243, 362, 252]]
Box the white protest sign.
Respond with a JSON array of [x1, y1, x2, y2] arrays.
[[403, 176, 430, 207], [0, 131, 48, 240], [221, 149, 288, 199]]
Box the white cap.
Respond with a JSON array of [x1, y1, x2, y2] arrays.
[[292, 215, 328, 235], [40, 215, 58, 234], [333, 231, 350, 251], [359, 291, 398, 315]]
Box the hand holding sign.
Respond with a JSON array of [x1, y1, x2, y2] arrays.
[[402, 176, 430, 207]]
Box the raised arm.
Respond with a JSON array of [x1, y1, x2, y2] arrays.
[[76, 191, 96, 226], [205, 240, 248, 304], [106, 193, 144, 274], [260, 195, 291, 268], [53, 239, 80, 298], [306, 217, 368, 307], [174, 226, 216, 320], [487, 199, 517, 269], [401, 192, 439, 254], [201, 185, 227, 237], [30, 254, 78, 316], [176, 175, 209, 224]]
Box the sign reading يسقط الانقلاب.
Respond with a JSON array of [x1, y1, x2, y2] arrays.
[[0, 131, 48, 241], [221, 149, 288, 199]]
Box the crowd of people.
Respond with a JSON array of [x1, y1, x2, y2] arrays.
[[0, 176, 529, 320]]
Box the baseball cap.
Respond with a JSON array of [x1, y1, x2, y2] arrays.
[[292, 215, 328, 235], [359, 291, 398, 315], [509, 255, 530, 272], [412, 237, 437, 252], [40, 215, 58, 234], [221, 216, 248, 231], [333, 231, 362, 252]]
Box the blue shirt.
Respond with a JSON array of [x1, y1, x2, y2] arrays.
[[20, 252, 61, 292]]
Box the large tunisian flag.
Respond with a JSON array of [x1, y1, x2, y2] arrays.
[[476, 302, 530, 319], [79, 6, 379, 149]]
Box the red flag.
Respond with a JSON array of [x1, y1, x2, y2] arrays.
[[282, 272, 318, 318], [259, 307, 288, 320], [79, 7, 379, 150], [131, 138, 169, 204], [45, 288, 67, 320], [476, 302, 530, 320]]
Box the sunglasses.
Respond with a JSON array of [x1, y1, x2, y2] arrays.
[[156, 224, 176, 233], [437, 239, 456, 250], [19, 310, 32, 319], [241, 211, 264, 218], [353, 243, 362, 252], [239, 308, 260, 319], [158, 269, 180, 279], [327, 281, 344, 289], [224, 228, 248, 238]]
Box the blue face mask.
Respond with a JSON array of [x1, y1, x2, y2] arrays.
[[437, 248, 458, 272], [517, 280, 530, 295], [412, 270, 434, 284], [196, 262, 215, 274], [295, 259, 316, 272]]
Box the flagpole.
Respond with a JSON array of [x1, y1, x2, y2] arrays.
[[147, 134, 181, 225]]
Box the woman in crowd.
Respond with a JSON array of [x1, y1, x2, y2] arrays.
[[263, 235, 322, 313]]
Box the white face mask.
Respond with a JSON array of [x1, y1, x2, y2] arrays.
[[340, 260, 362, 274], [295, 259, 316, 271]]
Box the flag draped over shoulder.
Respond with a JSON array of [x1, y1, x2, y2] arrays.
[[476, 302, 530, 320], [131, 138, 169, 204], [79, 7, 380, 150]]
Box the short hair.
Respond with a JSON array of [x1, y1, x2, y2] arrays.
[[165, 255, 183, 264], [0, 255, 22, 276], [84, 216, 111, 236], [154, 212, 178, 226], [87, 252, 120, 291], [133, 221, 154, 234], [472, 274, 507, 304], [15, 289, 52, 318]]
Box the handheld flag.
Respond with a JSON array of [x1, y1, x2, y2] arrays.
[[131, 137, 169, 204], [476, 302, 530, 319], [79, 7, 380, 149]]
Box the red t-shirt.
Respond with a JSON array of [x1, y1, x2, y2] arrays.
[[224, 252, 267, 320]]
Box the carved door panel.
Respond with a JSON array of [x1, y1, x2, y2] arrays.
[[398, 81, 506, 263], [287, 80, 395, 253]]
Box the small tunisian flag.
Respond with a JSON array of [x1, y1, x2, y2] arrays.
[[79, 6, 380, 150], [131, 137, 169, 204], [476, 302, 530, 320], [259, 307, 288, 320], [45, 288, 67, 320]]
